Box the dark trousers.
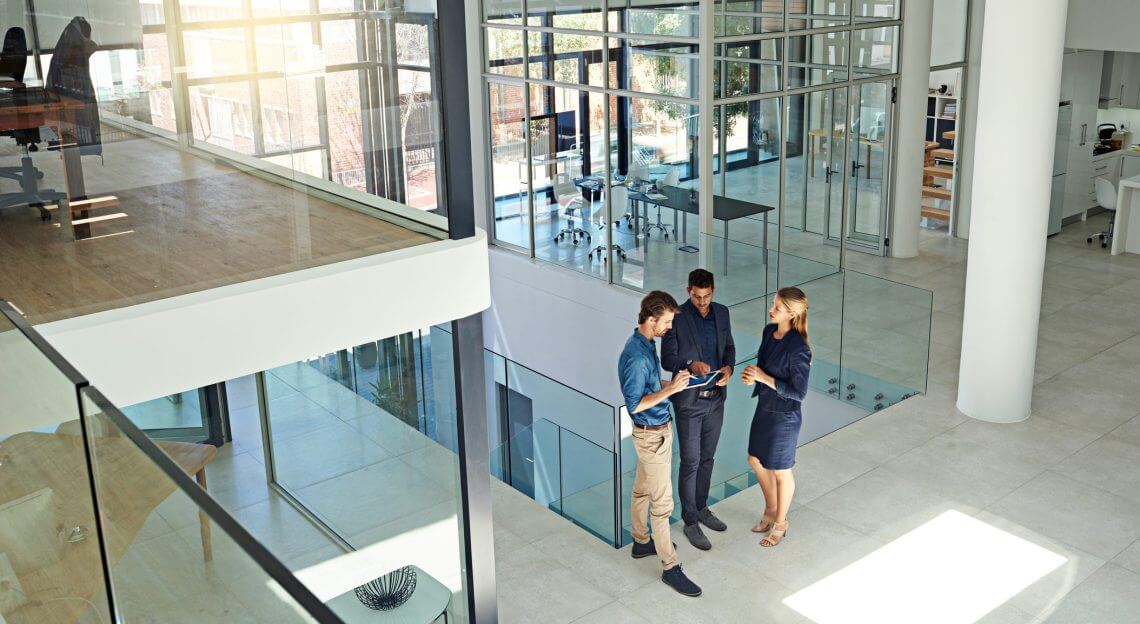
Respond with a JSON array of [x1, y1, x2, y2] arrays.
[[674, 396, 725, 526]]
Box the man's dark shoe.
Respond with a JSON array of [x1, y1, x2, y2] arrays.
[[631, 538, 675, 559], [662, 564, 702, 597], [684, 523, 711, 550], [698, 508, 727, 532]]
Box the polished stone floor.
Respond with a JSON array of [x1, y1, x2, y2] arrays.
[[116, 212, 1140, 622], [492, 212, 1140, 624]]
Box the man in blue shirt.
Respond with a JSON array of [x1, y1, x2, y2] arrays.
[[618, 290, 702, 598], [661, 269, 735, 551]]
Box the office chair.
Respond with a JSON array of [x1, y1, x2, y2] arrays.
[[1088, 177, 1117, 249], [590, 184, 627, 261], [662, 167, 680, 187], [0, 27, 65, 218], [552, 174, 590, 245], [643, 167, 675, 240]]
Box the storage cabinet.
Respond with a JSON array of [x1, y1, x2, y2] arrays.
[[1099, 52, 1140, 109], [1065, 50, 1105, 218]]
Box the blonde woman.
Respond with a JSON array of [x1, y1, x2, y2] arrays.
[[741, 287, 811, 547]]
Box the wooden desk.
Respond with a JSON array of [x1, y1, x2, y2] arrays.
[[0, 427, 216, 624], [807, 128, 883, 178]]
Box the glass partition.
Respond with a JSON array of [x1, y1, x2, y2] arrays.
[[4, 1, 450, 324], [0, 307, 111, 624], [80, 388, 341, 623]]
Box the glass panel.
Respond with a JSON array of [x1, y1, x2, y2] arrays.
[[789, 0, 851, 30], [320, 20, 361, 66], [788, 31, 850, 88], [853, 26, 898, 77], [489, 82, 532, 250], [623, 39, 699, 98], [0, 313, 112, 624], [784, 89, 844, 275], [399, 68, 442, 211], [614, 96, 700, 294], [558, 429, 616, 543], [718, 1, 786, 36], [325, 69, 368, 191], [846, 81, 890, 248], [532, 87, 606, 280], [80, 391, 327, 623], [396, 22, 431, 66], [254, 23, 318, 74], [839, 272, 933, 410], [263, 330, 470, 622], [256, 0, 312, 18], [181, 0, 242, 21], [485, 28, 525, 76], [259, 77, 323, 152], [931, 0, 968, 66], [854, 0, 899, 21], [622, 0, 701, 37], [189, 82, 257, 155], [121, 390, 214, 442], [183, 29, 249, 79], [549, 1, 607, 31], [717, 40, 782, 98], [544, 34, 606, 87], [484, 0, 524, 23]]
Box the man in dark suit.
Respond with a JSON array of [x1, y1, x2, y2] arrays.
[[661, 269, 735, 550]]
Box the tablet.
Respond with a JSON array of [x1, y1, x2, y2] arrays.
[[686, 370, 721, 388]]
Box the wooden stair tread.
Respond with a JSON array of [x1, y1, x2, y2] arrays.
[[931, 148, 955, 161], [922, 186, 953, 200], [924, 165, 954, 178], [921, 206, 951, 220], [942, 130, 957, 141]]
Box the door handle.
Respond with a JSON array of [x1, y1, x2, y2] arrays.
[[851, 160, 865, 176], [1080, 124, 1087, 146], [825, 164, 833, 183]]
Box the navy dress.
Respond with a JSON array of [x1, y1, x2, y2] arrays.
[[748, 324, 812, 470]]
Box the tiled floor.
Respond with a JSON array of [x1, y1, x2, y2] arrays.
[[491, 212, 1140, 623]]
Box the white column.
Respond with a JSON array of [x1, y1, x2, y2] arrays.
[[698, 0, 714, 270], [956, 0, 1069, 423], [888, 0, 934, 258]]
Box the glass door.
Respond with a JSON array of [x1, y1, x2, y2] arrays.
[[813, 88, 849, 250], [844, 80, 894, 253]]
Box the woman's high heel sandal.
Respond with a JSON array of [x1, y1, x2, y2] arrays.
[[760, 521, 788, 547], [751, 513, 776, 534]]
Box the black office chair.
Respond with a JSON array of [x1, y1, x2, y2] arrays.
[[0, 27, 65, 218]]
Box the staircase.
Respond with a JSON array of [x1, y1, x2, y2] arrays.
[[921, 131, 956, 223]]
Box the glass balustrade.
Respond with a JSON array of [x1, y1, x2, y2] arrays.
[[0, 301, 342, 623]]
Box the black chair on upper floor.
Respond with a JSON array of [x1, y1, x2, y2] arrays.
[[0, 27, 67, 218]]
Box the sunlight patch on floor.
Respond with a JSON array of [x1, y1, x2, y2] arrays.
[[785, 510, 1066, 624]]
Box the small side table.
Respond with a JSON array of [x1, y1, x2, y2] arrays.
[[326, 565, 451, 624]]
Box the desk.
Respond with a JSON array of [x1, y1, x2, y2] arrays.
[[1112, 175, 1140, 255], [807, 129, 883, 178], [627, 185, 774, 273], [516, 151, 580, 182], [326, 565, 451, 623]]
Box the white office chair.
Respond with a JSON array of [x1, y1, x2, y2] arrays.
[[591, 184, 627, 262], [552, 175, 590, 245], [662, 167, 680, 188], [1088, 177, 1117, 249]]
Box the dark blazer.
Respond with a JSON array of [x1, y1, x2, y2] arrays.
[[752, 324, 811, 414], [661, 300, 736, 410]]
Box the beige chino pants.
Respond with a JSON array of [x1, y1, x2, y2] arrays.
[[630, 423, 678, 570]]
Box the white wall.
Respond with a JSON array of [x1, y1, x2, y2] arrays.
[[1066, 0, 1140, 53], [39, 232, 491, 409]]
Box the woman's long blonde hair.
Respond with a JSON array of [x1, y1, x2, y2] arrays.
[[776, 286, 810, 349]]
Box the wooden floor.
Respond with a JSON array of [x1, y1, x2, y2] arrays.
[[0, 132, 435, 324]]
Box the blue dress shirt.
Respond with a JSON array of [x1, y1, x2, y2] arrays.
[[618, 330, 672, 426]]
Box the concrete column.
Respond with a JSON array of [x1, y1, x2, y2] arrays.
[[888, 0, 934, 258], [956, 0, 1069, 423], [698, 0, 714, 270]]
